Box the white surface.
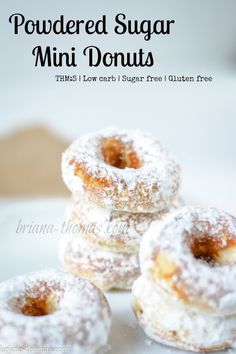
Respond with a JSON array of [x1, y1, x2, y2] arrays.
[[0, 198, 235, 354]]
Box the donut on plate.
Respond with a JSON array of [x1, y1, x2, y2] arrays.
[[62, 127, 180, 213], [68, 195, 183, 254], [133, 206, 236, 352], [0, 269, 111, 353], [60, 235, 140, 291]]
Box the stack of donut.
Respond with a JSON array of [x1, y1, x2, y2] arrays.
[[132, 206, 236, 352], [61, 127, 181, 291]]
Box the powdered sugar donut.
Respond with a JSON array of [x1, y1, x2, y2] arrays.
[[132, 276, 234, 352], [140, 206, 236, 314], [68, 195, 183, 254], [62, 127, 180, 212], [60, 235, 140, 291], [0, 269, 111, 354]]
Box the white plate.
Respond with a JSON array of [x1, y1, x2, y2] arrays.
[[0, 199, 233, 354]]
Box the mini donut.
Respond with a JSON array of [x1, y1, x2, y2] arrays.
[[140, 206, 236, 314], [62, 127, 180, 213], [68, 195, 183, 254], [132, 276, 234, 352], [60, 235, 140, 291], [0, 269, 111, 353]]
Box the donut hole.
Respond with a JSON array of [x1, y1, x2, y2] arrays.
[[189, 234, 236, 266], [11, 284, 61, 316], [101, 138, 142, 169], [20, 294, 60, 316]]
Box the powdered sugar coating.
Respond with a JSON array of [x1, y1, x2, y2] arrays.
[[132, 276, 235, 352], [140, 206, 236, 314], [68, 195, 183, 254], [0, 269, 111, 353], [62, 127, 180, 212], [60, 235, 140, 291]]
